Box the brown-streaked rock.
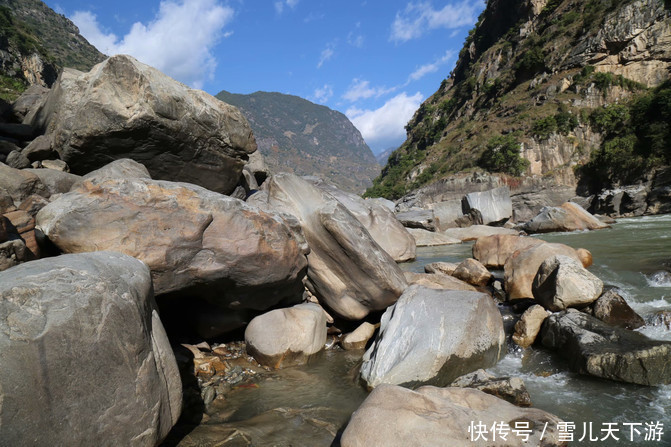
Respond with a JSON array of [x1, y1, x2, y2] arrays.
[[472, 234, 544, 269], [341, 322, 377, 351], [452, 258, 492, 287], [404, 272, 478, 291], [591, 287, 645, 330], [36, 177, 308, 323], [424, 261, 458, 275]]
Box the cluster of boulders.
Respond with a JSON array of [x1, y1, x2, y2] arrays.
[[2, 54, 668, 446]]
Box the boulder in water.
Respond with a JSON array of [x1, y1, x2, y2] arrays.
[[521, 202, 609, 234], [532, 255, 603, 311], [244, 303, 327, 368], [340, 385, 565, 447], [463, 187, 512, 225], [360, 285, 505, 389], [540, 309, 671, 386], [472, 234, 544, 269]]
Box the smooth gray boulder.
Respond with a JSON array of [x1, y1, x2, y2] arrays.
[[428, 199, 463, 230], [463, 187, 512, 225], [541, 309, 671, 386], [532, 255, 603, 311], [26, 55, 256, 194], [36, 178, 308, 320], [340, 385, 565, 447], [360, 285, 505, 389], [403, 272, 477, 291], [264, 174, 407, 320], [395, 209, 439, 231], [83, 158, 152, 182], [0, 252, 182, 445], [521, 202, 609, 234], [245, 303, 327, 368], [307, 178, 416, 262]]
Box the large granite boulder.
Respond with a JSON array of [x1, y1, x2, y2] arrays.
[[264, 174, 407, 320], [307, 178, 416, 262], [463, 187, 512, 225], [244, 303, 327, 368], [472, 234, 544, 269], [340, 385, 565, 447], [0, 252, 182, 445], [504, 242, 588, 300], [532, 255, 603, 311], [25, 55, 256, 194], [36, 178, 308, 314], [541, 309, 671, 386], [427, 199, 463, 230], [360, 285, 505, 389], [521, 202, 609, 233]]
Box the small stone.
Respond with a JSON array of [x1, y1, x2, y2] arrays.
[[41, 159, 70, 172], [452, 258, 492, 287], [512, 304, 550, 348], [424, 261, 458, 275], [341, 322, 376, 351], [5, 150, 31, 169]]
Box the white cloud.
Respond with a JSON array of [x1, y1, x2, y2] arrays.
[[343, 78, 396, 102], [408, 50, 453, 82], [346, 92, 423, 150], [347, 31, 364, 48], [390, 0, 484, 42], [311, 84, 333, 104], [275, 0, 299, 14], [274, 1, 284, 14], [317, 45, 334, 68], [71, 0, 234, 89]]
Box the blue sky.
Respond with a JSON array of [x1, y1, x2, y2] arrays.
[[44, 0, 486, 154]]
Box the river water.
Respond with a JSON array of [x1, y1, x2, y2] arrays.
[[178, 214, 671, 446]]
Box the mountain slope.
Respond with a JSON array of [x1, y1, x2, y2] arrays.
[[0, 0, 105, 101], [367, 0, 671, 199], [217, 90, 380, 193]]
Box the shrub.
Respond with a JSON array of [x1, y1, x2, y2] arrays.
[[478, 134, 530, 176]]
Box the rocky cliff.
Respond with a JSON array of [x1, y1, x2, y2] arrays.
[[368, 0, 671, 206], [0, 0, 104, 101], [217, 90, 380, 194]]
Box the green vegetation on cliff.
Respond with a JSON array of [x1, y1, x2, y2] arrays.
[[0, 0, 104, 101], [367, 0, 670, 199]]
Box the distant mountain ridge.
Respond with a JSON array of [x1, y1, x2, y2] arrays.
[[0, 0, 105, 101], [216, 90, 380, 193]]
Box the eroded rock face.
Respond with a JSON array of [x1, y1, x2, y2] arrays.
[[541, 309, 671, 386], [0, 162, 50, 205], [244, 303, 327, 368], [307, 178, 416, 262], [26, 55, 256, 194], [340, 385, 566, 447], [0, 252, 182, 445], [463, 187, 512, 225], [532, 255, 603, 311], [264, 174, 407, 320], [360, 285, 504, 389], [36, 177, 308, 314]]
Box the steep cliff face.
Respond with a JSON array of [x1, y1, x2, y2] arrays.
[[0, 0, 104, 101], [368, 0, 671, 200], [217, 90, 380, 194]]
